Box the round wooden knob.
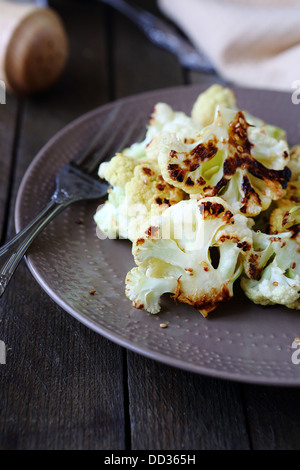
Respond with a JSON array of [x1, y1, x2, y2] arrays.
[[0, 1, 68, 95]]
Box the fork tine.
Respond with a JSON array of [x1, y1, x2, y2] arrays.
[[74, 107, 136, 173], [112, 113, 146, 154], [82, 112, 147, 175], [72, 102, 123, 168]]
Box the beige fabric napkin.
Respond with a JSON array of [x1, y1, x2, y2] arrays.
[[158, 0, 300, 91]]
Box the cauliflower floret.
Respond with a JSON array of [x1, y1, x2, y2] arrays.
[[125, 261, 181, 314], [287, 145, 300, 181], [241, 271, 300, 309], [94, 100, 200, 240], [121, 102, 202, 161], [191, 84, 286, 142], [99, 102, 196, 180], [145, 103, 202, 161], [121, 102, 183, 161], [95, 156, 186, 241], [269, 196, 300, 246], [191, 84, 236, 127], [99, 154, 136, 188], [125, 161, 186, 209], [269, 180, 300, 233], [158, 105, 290, 217], [125, 197, 254, 317], [241, 230, 300, 310]]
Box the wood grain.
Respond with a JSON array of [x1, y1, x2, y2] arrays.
[[127, 353, 251, 450], [0, 0, 126, 450], [242, 385, 300, 450], [1, 0, 300, 451], [112, 0, 251, 451], [0, 94, 18, 243]]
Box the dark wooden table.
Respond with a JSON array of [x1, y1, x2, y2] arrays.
[[1, 0, 300, 451]]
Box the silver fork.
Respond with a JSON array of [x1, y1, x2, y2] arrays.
[[0, 107, 144, 297]]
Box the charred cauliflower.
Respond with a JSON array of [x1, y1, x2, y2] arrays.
[[191, 84, 287, 142], [287, 145, 300, 181], [125, 197, 253, 317], [269, 180, 300, 239], [93, 82, 300, 317], [94, 101, 195, 241], [94, 155, 186, 241], [158, 105, 290, 217], [242, 181, 300, 310], [123, 101, 202, 162], [241, 226, 300, 310]]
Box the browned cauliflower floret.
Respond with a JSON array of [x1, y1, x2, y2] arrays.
[[241, 228, 300, 310], [269, 180, 300, 239], [288, 145, 300, 181], [95, 155, 187, 241], [125, 197, 254, 317], [158, 105, 290, 217], [126, 160, 187, 213]]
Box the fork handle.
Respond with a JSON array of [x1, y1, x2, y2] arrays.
[[0, 197, 71, 297]]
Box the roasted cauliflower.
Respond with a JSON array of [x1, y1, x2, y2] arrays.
[[125, 197, 253, 317], [269, 180, 300, 239], [287, 145, 300, 181], [94, 101, 196, 240], [241, 227, 300, 310], [191, 84, 286, 142], [242, 186, 300, 310], [93, 82, 300, 317], [191, 83, 237, 127], [123, 101, 202, 162], [94, 155, 186, 240], [158, 105, 290, 217]]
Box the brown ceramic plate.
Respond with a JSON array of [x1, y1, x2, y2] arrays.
[[15, 84, 300, 386]]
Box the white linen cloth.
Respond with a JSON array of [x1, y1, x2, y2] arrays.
[[158, 0, 300, 91]]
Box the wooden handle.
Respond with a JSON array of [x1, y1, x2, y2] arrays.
[[0, 0, 68, 95]]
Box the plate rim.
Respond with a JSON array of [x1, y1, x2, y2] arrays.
[[14, 83, 300, 387], [21, 259, 300, 387]]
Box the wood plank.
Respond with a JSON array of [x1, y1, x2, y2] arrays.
[[127, 354, 251, 450], [0, 94, 18, 242], [242, 385, 300, 450], [188, 71, 300, 450], [110, 5, 252, 450], [0, 294, 126, 450], [112, 6, 185, 98], [0, 0, 127, 450]]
